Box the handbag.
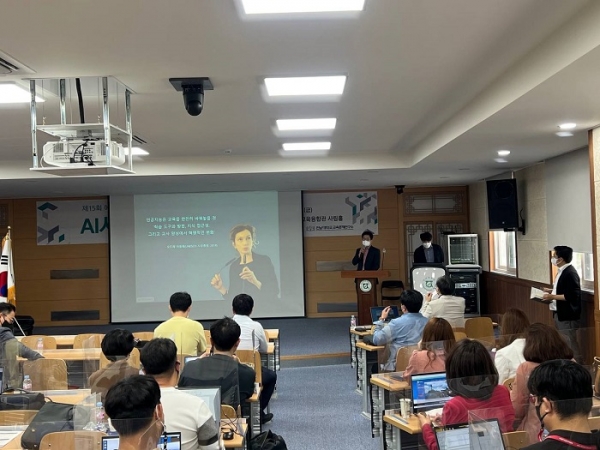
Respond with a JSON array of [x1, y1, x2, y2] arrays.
[[249, 430, 287, 450], [21, 400, 86, 450], [0, 389, 45, 411]]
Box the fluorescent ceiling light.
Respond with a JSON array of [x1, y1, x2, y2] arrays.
[[497, 150, 511, 157], [556, 131, 574, 137], [265, 76, 346, 96], [242, 0, 365, 14], [0, 83, 44, 103], [282, 142, 331, 151], [494, 158, 508, 163], [124, 147, 149, 156], [558, 122, 577, 130], [276, 118, 337, 131]]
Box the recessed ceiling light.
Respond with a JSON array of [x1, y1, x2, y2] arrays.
[[497, 150, 511, 157], [265, 76, 346, 96], [558, 122, 577, 130], [556, 131, 574, 137], [0, 83, 44, 103], [440, 176, 450, 179], [241, 0, 365, 14], [494, 158, 508, 163], [458, 168, 470, 171], [124, 147, 149, 156], [282, 142, 331, 151], [276, 118, 337, 131]]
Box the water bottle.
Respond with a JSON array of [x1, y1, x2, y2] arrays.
[[36, 338, 44, 355], [95, 402, 107, 432], [22, 375, 32, 391], [350, 315, 357, 329]]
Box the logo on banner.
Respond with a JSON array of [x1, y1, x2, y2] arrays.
[[345, 193, 378, 226], [37, 202, 65, 244], [423, 278, 435, 290], [359, 280, 372, 293]]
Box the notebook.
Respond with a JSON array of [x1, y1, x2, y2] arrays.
[[102, 432, 181, 450], [434, 419, 505, 450], [370, 306, 400, 323], [410, 372, 451, 412]]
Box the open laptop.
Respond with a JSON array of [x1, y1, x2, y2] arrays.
[[102, 432, 181, 450], [410, 372, 451, 412], [434, 419, 505, 450], [184, 355, 200, 364], [177, 386, 221, 424], [370, 306, 400, 323]]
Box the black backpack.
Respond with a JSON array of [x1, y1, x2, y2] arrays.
[[249, 430, 287, 450]]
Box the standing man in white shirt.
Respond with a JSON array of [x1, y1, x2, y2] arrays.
[[421, 276, 465, 328], [231, 294, 277, 424]]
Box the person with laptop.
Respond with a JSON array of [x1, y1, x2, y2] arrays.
[[154, 292, 207, 357], [421, 276, 466, 328], [524, 359, 599, 450], [231, 293, 276, 424], [104, 375, 166, 450], [372, 290, 428, 371], [417, 339, 515, 450], [140, 338, 222, 450]]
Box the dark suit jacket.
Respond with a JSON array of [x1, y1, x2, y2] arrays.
[[555, 265, 582, 322], [352, 246, 381, 271], [413, 244, 444, 264]]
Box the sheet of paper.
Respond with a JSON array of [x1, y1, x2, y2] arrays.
[[530, 286, 545, 299]]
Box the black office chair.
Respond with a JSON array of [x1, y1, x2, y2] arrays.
[[380, 280, 404, 307]]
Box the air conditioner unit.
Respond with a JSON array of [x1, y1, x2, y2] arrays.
[[42, 140, 125, 167]]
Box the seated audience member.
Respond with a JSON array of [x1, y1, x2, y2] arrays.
[[105, 375, 165, 450], [154, 292, 207, 356], [421, 276, 465, 328], [402, 318, 455, 382], [511, 323, 574, 444], [373, 290, 429, 371], [0, 302, 43, 388], [231, 293, 277, 422], [524, 360, 598, 450], [89, 329, 139, 401], [140, 338, 221, 450], [495, 308, 531, 384], [418, 339, 515, 450], [178, 317, 255, 419]]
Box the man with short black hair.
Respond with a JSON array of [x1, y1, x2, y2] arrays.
[[141, 338, 221, 450], [524, 360, 599, 449], [352, 229, 381, 271], [421, 276, 465, 328], [105, 375, 165, 450], [542, 245, 582, 362], [154, 292, 207, 356], [413, 231, 444, 264], [373, 290, 428, 371]]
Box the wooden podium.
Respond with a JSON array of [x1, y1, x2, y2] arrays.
[[341, 270, 390, 325]]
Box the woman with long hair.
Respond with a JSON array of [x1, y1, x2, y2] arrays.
[[495, 308, 530, 383]]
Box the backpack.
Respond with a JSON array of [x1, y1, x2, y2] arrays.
[[249, 430, 287, 450]]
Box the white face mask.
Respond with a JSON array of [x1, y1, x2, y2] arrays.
[[362, 240, 371, 247], [551, 257, 558, 266], [422, 242, 432, 249]]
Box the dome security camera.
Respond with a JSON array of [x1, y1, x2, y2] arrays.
[[183, 85, 204, 116]]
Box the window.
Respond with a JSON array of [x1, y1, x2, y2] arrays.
[[489, 230, 517, 276], [563, 251, 594, 292]]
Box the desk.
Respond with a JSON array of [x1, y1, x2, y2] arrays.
[[246, 389, 261, 438], [259, 343, 275, 372], [349, 327, 372, 369], [383, 413, 421, 450], [265, 329, 279, 371], [17, 335, 78, 348], [42, 389, 93, 404], [355, 341, 384, 418], [370, 373, 410, 439], [18, 348, 101, 361]]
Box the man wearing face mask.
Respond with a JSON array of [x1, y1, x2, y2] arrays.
[[140, 338, 222, 450], [413, 232, 444, 264], [524, 360, 598, 450], [352, 230, 381, 271], [541, 246, 582, 363], [105, 375, 166, 450]]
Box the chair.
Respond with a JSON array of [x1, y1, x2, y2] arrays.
[[236, 350, 262, 385], [99, 347, 140, 370], [204, 330, 211, 345], [132, 331, 154, 341], [588, 416, 600, 431], [503, 377, 515, 391], [502, 431, 529, 450], [73, 334, 104, 349], [465, 317, 495, 347], [0, 410, 37, 425], [221, 404, 238, 420], [381, 280, 404, 306], [394, 345, 418, 372], [21, 335, 57, 351], [39, 431, 104, 450], [23, 359, 68, 390], [453, 331, 467, 341]]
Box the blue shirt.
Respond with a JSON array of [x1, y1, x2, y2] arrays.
[[372, 312, 428, 371]]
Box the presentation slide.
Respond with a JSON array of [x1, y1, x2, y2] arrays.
[[110, 191, 305, 322]]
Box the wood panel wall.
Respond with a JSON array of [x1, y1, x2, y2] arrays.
[[0, 198, 109, 327]]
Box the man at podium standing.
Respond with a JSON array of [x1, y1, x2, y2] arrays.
[[351, 229, 381, 271]]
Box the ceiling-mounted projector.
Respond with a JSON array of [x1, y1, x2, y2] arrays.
[[42, 139, 125, 167]]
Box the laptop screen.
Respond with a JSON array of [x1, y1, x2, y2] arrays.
[[102, 432, 181, 450], [184, 356, 200, 364], [434, 419, 505, 450], [370, 306, 399, 323], [435, 424, 469, 450], [177, 387, 221, 423], [410, 372, 451, 410]]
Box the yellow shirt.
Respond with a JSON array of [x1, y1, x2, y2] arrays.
[[154, 316, 207, 356]]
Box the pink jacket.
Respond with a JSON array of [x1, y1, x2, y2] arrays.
[[402, 349, 446, 382]]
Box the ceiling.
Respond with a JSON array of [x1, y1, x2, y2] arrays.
[[0, 0, 599, 196]]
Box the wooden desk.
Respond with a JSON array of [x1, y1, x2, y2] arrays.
[[18, 348, 101, 361], [356, 341, 384, 418], [17, 335, 78, 348], [246, 389, 261, 438], [43, 389, 93, 404], [259, 343, 276, 372], [349, 327, 373, 370], [264, 329, 279, 371], [370, 373, 411, 439]]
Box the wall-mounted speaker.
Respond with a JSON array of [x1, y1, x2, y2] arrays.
[[486, 179, 519, 229]]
